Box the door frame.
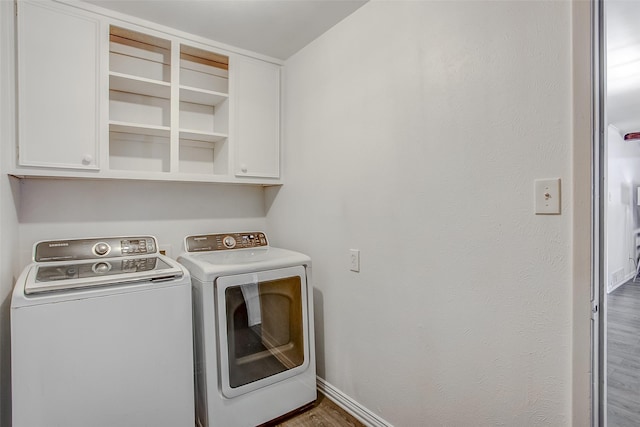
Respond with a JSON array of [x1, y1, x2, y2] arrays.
[[592, 0, 605, 425]]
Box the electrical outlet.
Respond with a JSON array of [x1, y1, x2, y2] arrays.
[[159, 244, 172, 258], [350, 249, 360, 272]]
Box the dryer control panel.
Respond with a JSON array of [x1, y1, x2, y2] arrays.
[[185, 232, 268, 252]]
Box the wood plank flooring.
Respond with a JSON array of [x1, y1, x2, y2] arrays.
[[607, 279, 640, 426], [264, 392, 365, 427]]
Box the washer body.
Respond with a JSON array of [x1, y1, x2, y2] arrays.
[[178, 232, 316, 427], [11, 236, 195, 427]]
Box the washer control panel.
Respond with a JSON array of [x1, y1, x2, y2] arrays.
[[34, 236, 158, 262], [185, 232, 268, 252]]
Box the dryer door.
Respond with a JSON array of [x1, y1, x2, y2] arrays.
[[215, 265, 310, 398]]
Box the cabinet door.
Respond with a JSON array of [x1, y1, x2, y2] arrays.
[[233, 56, 280, 179], [17, 1, 100, 170]]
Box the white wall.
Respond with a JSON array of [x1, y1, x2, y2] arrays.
[[0, 2, 20, 425], [606, 125, 640, 292], [267, 1, 582, 424], [16, 179, 266, 266]]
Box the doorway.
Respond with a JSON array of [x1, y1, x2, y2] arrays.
[[599, 1, 640, 426]]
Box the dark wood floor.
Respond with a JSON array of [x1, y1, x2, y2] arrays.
[[608, 279, 640, 426], [264, 392, 365, 427]]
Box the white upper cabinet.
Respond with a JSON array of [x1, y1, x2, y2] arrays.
[[13, 0, 282, 185], [233, 55, 280, 179], [17, 1, 100, 170]]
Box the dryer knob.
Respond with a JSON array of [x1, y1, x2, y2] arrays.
[[223, 236, 236, 249], [94, 242, 110, 256]]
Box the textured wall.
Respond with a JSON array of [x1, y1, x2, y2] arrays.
[[267, 1, 577, 424], [16, 179, 266, 267], [0, 2, 19, 426]]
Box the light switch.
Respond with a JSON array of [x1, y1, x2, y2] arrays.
[[349, 249, 360, 272], [534, 178, 561, 215]]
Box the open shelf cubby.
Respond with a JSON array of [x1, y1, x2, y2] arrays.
[[178, 45, 229, 174], [109, 131, 170, 173], [109, 26, 172, 172], [109, 26, 171, 83], [107, 26, 232, 176]]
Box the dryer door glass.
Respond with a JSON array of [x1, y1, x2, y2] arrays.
[[216, 265, 309, 398]]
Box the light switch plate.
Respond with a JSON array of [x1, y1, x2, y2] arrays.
[[534, 178, 561, 215], [349, 249, 360, 272]]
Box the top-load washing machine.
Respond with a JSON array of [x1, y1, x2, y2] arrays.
[[177, 231, 316, 427], [11, 236, 195, 427]]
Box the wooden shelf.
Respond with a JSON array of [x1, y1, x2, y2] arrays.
[[179, 85, 228, 106], [110, 72, 170, 99], [9, 169, 282, 185]]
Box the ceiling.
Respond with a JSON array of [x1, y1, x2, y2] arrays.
[[79, 0, 636, 133], [85, 0, 636, 131], [607, 1, 640, 136], [82, 0, 367, 60]]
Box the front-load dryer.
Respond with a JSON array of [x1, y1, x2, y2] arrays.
[[177, 231, 316, 427], [11, 236, 195, 427]]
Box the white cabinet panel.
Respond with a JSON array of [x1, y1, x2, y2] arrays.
[[233, 56, 280, 179], [13, 1, 282, 184], [17, 1, 100, 169]]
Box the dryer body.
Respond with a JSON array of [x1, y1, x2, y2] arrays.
[[179, 232, 317, 427]]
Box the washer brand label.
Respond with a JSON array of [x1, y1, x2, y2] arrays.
[[48, 242, 69, 247]]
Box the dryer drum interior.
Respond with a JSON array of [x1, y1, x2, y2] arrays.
[[216, 265, 310, 398], [224, 275, 305, 389]]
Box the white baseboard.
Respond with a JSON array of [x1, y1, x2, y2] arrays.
[[608, 271, 636, 293], [316, 376, 393, 427]]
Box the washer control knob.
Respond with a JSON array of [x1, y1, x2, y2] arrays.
[[223, 236, 236, 249], [93, 242, 110, 256], [93, 262, 111, 274]]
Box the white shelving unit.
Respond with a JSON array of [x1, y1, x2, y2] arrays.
[[13, 0, 282, 185], [107, 26, 230, 176], [178, 45, 229, 175], [108, 26, 173, 173]]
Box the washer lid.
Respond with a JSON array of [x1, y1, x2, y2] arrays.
[[177, 247, 310, 281], [24, 256, 184, 295]]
